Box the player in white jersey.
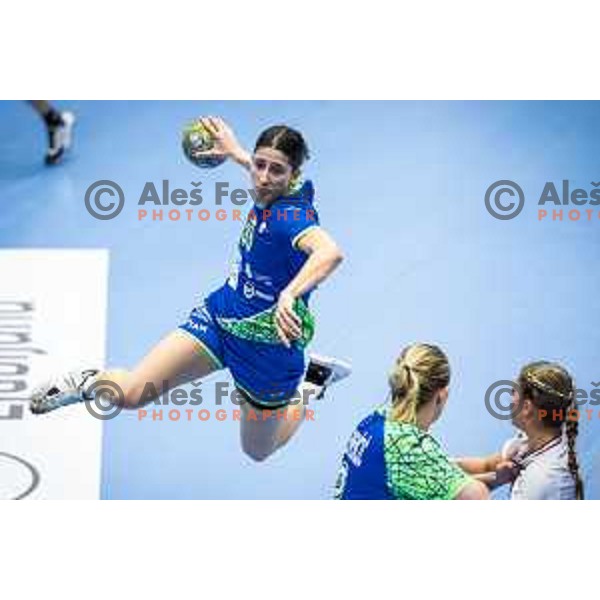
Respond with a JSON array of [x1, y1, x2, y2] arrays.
[[457, 361, 584, 499]]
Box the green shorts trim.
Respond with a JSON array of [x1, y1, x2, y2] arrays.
[[234, 381, 293, 410]]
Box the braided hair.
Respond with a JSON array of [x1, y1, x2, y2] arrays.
[[518, 361, 584, 499]]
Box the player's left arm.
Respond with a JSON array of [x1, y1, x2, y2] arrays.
[[275, 227, 344, 347], [455, 454, 503, 475], [287, 227, 344, 298]]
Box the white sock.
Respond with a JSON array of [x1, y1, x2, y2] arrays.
[[80, 369, 102, 400]]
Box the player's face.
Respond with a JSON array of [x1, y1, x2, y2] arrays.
[[251, 147, 294, 204], [431, 386, 449, 424], [511, 388, 527, 430]]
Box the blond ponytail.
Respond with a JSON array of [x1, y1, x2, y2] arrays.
[[388, 344, 449, 424]]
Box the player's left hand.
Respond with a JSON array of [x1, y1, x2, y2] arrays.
[[275, 291, 302, 348], [495, 460, 520, 486]]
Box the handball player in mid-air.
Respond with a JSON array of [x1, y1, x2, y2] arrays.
[[31, 117, 350, 462]]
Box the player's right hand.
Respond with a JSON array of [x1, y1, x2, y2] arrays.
[[196, 116, 246, 164]]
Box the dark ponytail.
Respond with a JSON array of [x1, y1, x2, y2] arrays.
[[254, 125, 310, 171]]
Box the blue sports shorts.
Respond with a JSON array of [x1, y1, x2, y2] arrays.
[[178, 297, 306, 409]]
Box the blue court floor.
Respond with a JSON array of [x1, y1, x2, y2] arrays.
[[1, 100, 599, 499]]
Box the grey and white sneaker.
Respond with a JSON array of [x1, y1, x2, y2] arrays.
[[305, 354, 352, 399], [30, 369, 99, 415], [45, 111, 75, 165]]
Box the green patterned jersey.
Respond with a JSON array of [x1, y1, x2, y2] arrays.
[[335, 405, 473, 500]]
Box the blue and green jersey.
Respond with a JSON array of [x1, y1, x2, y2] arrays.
[[207, 179, 319, 348], [335, 404, 472, 500]]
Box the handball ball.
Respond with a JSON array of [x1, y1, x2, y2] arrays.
[[182, 121, 227, 169]]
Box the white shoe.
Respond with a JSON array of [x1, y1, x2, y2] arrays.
[[46, 111, 75, 165], [30, 369, 99, 415], [305, 353, 352, 399]]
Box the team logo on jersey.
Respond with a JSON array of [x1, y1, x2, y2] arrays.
[[240, 214, 257, 252], [243, 281, 256, 299], [346, 430, 372, 467]]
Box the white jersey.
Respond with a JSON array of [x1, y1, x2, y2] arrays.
[[503, 431, 576, 500]]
